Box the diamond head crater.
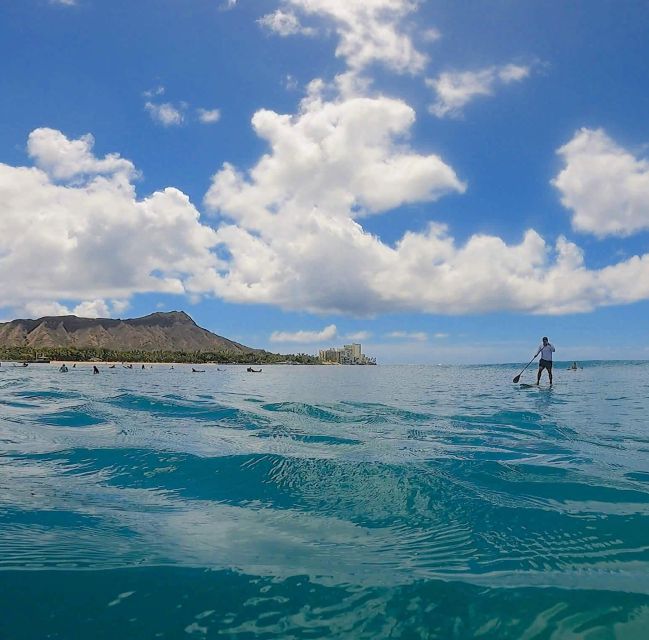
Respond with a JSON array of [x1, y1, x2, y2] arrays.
[[0, 311, 317, 364]]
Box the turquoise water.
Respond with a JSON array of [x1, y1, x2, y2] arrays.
[[2, 362, 649, 638]]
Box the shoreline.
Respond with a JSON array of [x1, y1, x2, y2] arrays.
[[38, 361, 317, 367]]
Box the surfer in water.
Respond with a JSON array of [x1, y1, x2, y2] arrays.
[[535, 337, 555, 385]]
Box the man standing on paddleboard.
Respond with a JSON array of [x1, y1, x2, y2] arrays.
[[535, 337, 555, 385]]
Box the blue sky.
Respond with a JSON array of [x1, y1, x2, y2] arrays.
[[1, 0, 649, 363]]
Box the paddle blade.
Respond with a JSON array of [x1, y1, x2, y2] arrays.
[[513, 374, 521, 383]]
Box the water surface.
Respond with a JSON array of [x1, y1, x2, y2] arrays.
[[2, 362, 649, 638]]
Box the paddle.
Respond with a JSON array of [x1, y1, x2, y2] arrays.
[[513, 354, 538, 383]]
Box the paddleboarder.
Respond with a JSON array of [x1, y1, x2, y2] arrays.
[[535, 337, 555, 385]]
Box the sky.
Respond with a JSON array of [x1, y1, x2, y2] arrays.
[[1, 0, 649, 364]]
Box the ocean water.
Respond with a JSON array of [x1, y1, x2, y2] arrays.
[[1, 361, 649, 639]]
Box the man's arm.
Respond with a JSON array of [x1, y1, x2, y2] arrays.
[[550, 344, 555, 352]]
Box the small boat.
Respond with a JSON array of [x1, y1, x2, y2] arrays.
[[246, 367, 262, 373]]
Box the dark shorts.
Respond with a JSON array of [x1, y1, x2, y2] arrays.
[[539, 358, 553, 370]]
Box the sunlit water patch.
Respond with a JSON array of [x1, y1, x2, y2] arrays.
[[1, 362, 649, 638]]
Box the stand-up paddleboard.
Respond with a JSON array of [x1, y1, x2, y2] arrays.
[[518, 382, 553, 390]]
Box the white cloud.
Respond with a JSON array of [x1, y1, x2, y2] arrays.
[[274, 0, 427, 75], [72, 299, 113, 318], [110, 299, 130, 315], [427, 63, 531, 118], [433, 332, 449, 339], [143, 86, 165, 99], [197, 108, 221, 124], [387, 331, 427, 341], [270, 324, 337, 343], [202, 82, 649, 316], [0, 129, 220, 317], [27, 128, 136, 181], [21, 301, 72, 318], [145, 101, 185, 127], [206, 88, 465, 223], [345, 331, 371, 341], [50, 0, 76, 5], [258, 10, 316, 37], [144, 97, 220, 127], [18, 298, 129, 319], [421, 28, 441, 43], [553, 128, 649, 237]]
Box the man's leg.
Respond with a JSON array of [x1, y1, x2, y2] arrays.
[[548, 365, 553, 385], [536, 364, 542, 385]]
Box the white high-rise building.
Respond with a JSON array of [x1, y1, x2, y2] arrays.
[[319, 343, 375, 364]]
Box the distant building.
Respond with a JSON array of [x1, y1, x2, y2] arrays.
[[318, 343, 376, 365]]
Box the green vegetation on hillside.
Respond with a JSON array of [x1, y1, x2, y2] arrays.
[[0, 346, 319, 365]]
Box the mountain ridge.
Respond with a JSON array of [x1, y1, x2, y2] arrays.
[[0, 311, 258, 354]]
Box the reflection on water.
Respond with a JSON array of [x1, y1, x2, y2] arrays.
[[2, 362, 649, 638]]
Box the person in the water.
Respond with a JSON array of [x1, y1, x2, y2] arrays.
[[535, 337, 555, 385], [93, 365, 99, 374]]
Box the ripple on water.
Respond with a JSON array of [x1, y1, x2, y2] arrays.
[[3, 568, 649, 639], [262, 401, 346, 423], [107, 392, 264, 428], [38, 407, 105, 428], [3, 363, 649, 637]]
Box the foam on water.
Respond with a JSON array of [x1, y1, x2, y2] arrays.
[[1, 362, 649, 638]]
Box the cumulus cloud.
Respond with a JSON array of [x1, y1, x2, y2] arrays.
[[202, 79, 649, 316], [270, 324, 337, 343], [206, 87, 465, 223], [14, 8, 649, 322], [268, 0, 426, 76], [71, 299, 116, 318], [197, 108, 221, 124], [144, 91, 220, 127], [20, 301, 73, 318], [553, 128, 649, 237], [27, 128, 136, 181], [258, 10, 316, 37], [0, 129, 220, 317], [19, 299, 130, 319], [145, 101, 185, 126], [427, 63, 531, 118]]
